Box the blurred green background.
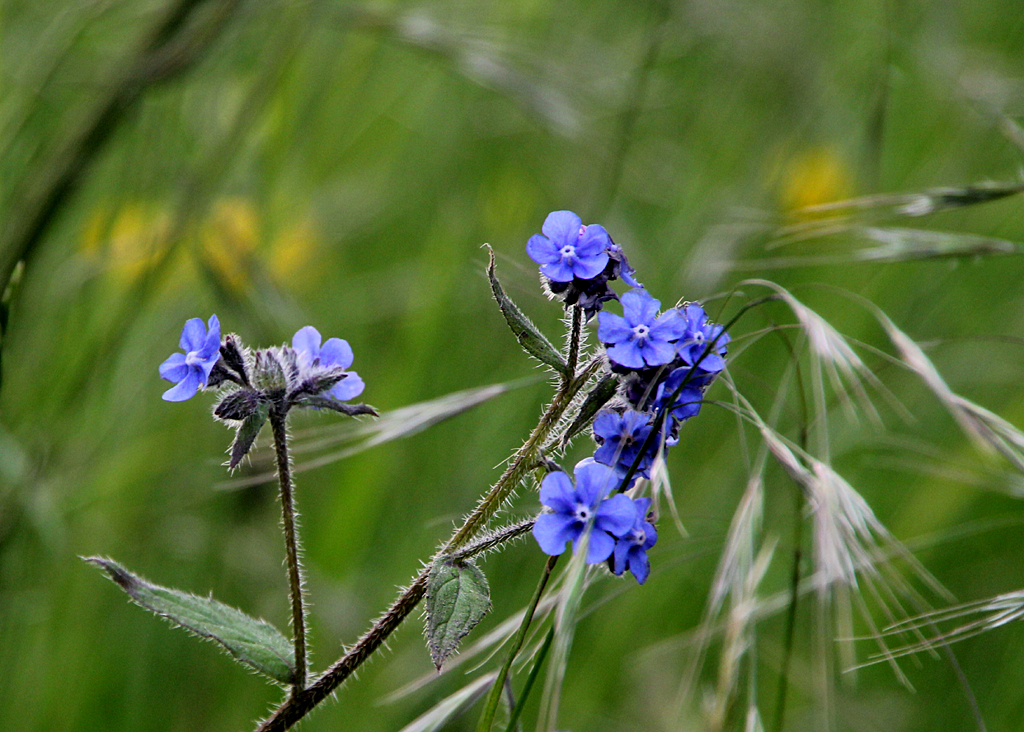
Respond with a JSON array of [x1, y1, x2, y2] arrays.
[[3, 1, 1024, 730]]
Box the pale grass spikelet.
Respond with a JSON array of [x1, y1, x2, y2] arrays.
[[876, 311, 1024, 473]]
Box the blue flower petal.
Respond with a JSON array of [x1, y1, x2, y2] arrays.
[[612, 540, 631, 575], [650, 309, 686, 342], [526, 234, 560, 265], [199, 315, 221, 358], [539, 471, 577, 513], [607, 341, 645, 369], [533, 513, 578, 555], [576, 224, 610, 256], [570, 251, 609, 280], [642, 520, 658, 550], [292, 326, 322, 365], [574, 459, 618, 506], [541, 210, 582, 246], [596, 312, 632, 344], [159, 352, 189, 383], [595, 493, 637, 537], [320, 338, 354, 370], [592, 410, 623, 441], [628, 548, 651, 584], [621, 290, 659, 328], [582, 528, 615, 564], [162, 368, 201, 402], [330, 372, 365, 401], [540, 260, 576, 283], [642, 339, 677, 367], [180, 318, 206, 352], [593, 441, 621, 467]]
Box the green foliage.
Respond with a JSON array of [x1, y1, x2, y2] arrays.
[[484, 245, 568, 375], [85, 557, 296, 685], [425, 559, 492, 670]]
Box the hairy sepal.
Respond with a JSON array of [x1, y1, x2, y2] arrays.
[[229, 402, 270, 469]]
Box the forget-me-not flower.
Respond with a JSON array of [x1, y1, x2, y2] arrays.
[[597, 289, 685, 369], [676, 303, 730, 373], [533, 459, 636, 563], [526, 211, 610, 283], [292, 326, 365, 401], [610, 497, 658, 584], [593, 408, 655, 480], [655, 367, 705, 422], [159, 315, 222, 402]]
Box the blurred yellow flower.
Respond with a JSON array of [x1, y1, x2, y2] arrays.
[[81, 203, 171, 279], [777, 146, 852, 213], [201, 197, 260, 293]]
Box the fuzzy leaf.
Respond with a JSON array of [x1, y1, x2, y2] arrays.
[[215, 389, 262, 421], [485, 245, 568, 374], [425, 559, 491, 669], [85, 557, 295, 684], [561, 371, 619, 445], [230, 402, 270, 469]]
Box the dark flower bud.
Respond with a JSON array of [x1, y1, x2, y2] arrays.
[[219, 334, 250, 386], [215, 389, 263, 421]]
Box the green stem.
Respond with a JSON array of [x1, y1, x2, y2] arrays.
[[504, 627, 554, 732], [270, 410, 307, 693], [476, 555, 559, 732]]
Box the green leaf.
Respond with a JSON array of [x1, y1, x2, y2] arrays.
[[85, 557, 296, 684], [425, 559, 492, 670], [484, 245, 568, 375], [229, 402, 269, 469], [561, 371, 619, 446]]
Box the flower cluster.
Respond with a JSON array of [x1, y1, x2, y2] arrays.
[[159, 318, 374, 467], [532, 459, 658, 584], [526, 210, 640, 320], [526, 210, 730, 584]]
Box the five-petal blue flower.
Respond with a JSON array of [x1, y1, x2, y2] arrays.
[[676, 303, 730, 373], [533, 459, 636, 563], [610, 497, 658, 584], [292, 326, 365, 401], [159, 315, 222, 402], [597, 289, 685, 368], [526, 211, 611, 283]]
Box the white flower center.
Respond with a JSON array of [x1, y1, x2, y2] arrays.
[[560, 244, 576, 260], [185, 351, 204, 367], [631, 528, 646, 545], [575, 504, 591, 522], [633, 324, 650, 340], [693, 331, 705, 343]]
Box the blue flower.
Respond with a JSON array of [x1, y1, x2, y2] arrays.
[[159, 315, 222, 402], [611, 497, 657, 584], [533, 459, 636, 563], [526, 211, 610, 283], [292, 326, 365, 401], [593, 409, 654, 480], [655, 367, 705, 422], [597, 290, 685, 369], [676, 303, 729, 373], [606, 240, 642, 289]]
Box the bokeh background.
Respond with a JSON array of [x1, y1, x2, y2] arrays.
[[2, 1, 1024, 730]]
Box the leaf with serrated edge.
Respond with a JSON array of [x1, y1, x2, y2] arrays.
[[85, 557, 295, 684], [425, 559, 491, 669], [485, 245, 568, 374]]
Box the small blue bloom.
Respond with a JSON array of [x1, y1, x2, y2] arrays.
[[655, 367, 705, 423], [526, 211, 610, 283], [597, 290, 685, 369], [533, 459, 636, 563], [159, 315, 221, 402], [593, 409, 654, 480], [611, 497, 657, 584], [292, 326, 365, 401], [676, 303, 729, 373], [606, 240, 642, 289]]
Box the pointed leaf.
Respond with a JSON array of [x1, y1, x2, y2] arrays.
[[85, 557, 295, 684], [230, 402, 269, 469], [485, 246, 568, 374], [425, 559, 491, 669]]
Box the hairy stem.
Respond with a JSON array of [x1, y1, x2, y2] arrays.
[[270, 410, 307, 693], [565, 305, 582, 381], [255, 324, 594, 731], [476, 554, 558, 732]]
